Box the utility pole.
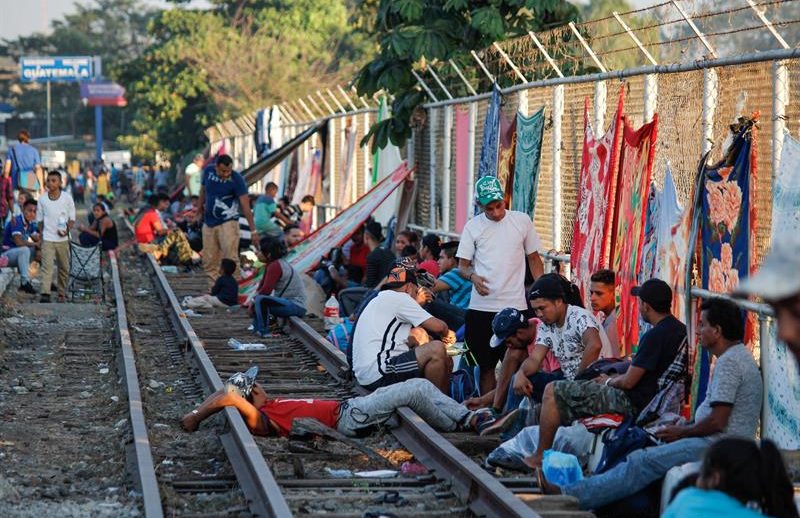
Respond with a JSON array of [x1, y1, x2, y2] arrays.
[[94, 56, 103, 164]]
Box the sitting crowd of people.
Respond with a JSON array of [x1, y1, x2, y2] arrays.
[[179, 172, 800, 517]]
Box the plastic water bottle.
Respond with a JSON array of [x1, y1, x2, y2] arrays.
[[323, 295, 342, 330], [57, 215, 68, 236]]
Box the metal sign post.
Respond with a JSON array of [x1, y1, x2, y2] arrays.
[[94, 56, 103, 163]]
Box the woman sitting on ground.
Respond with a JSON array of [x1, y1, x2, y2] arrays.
[[78, 202, 119, 251], [249, 236, 307, 336], [664, 437, 798, 518]]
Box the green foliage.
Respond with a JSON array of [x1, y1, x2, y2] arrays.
[[355, 0, 579, 151], [1, 0, 156, 146], [122, 0, 373, 161]]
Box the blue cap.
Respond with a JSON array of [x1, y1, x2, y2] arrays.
[[489, 308, 528, 348]]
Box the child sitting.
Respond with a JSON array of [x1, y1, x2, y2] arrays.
[[182, 258, 239, 309]]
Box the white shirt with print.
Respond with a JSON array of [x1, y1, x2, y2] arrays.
[[456, 210, 542, 312], [535, 305, 606, 379]]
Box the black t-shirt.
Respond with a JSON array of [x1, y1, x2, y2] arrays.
[[211, 275, 239, 306], [364, 247, 395, 288], [625, 315, 686, 411]]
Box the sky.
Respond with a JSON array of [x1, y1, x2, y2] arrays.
[[2, 0, 659, 41], [1, 0, 211, 41]]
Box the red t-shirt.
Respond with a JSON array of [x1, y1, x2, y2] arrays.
[[259, 398, 341, 437], [418, 259, 440, 277], [347, 242, 369, 270], [135, 209, 163, 244]]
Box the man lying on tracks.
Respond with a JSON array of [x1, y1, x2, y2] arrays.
[[180, 375, 518, 438]]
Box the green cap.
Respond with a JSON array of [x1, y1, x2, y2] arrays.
[[475, 176, 504, 206]]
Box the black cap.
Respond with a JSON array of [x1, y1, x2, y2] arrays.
[[631, 279, 672, 312], [364, 221, 384, 242], [528, 273, 566, 300], [382, 265, 418, 290]]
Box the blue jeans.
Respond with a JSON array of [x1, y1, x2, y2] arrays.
[[2, 246, 32, 283], [505, 370, 565, 412], [252, 295, 306, 335], [562, 436, 712, 509]]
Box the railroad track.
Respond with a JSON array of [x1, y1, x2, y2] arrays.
[[112, 220, 591, 517]]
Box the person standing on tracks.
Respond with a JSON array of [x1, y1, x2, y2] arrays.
[[456, 176, 544, 400], [180, 377, 518, 438], [37, 170, 76, 303], [4, 130, 44, 200], [194, 154, 257, 285], [351, 265, 456, 394], [184, 154, 204, 197]]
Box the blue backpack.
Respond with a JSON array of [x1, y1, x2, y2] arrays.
[[450, 369, 476, 403], [595, 417, 655, 474]]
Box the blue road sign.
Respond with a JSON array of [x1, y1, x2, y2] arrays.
[[20, 56, 93, 83]]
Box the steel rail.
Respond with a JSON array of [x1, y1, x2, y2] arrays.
[[109, 251, 164, 518], [141, 252, 292, 518], [286, 317, 540, 518]]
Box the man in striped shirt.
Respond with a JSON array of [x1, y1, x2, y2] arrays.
[[433, 241, 472, 309]]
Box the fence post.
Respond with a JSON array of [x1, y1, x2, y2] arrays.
[[329, 117, 336, 207], [552, 85, 564, 251], [351, 116, 358, 205], [429, 108, 438, 229], [701, 68, 719, 155], [518, 90, 528, 116], [759, 314, 770, 439], [644, 75, 658, 123], [773, 60, 789, 181], [594, 81, 607, 135], [442, 105, 453, 231], [363, 111, 371, 194], [467, 103, 477, 219]]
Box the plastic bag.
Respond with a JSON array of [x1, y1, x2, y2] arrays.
[[542, 450, 583, 487], [487, 424, 594, 472]]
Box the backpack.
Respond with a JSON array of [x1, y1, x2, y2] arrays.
[[449, 368, 476, 403], [594, 417, 655, 474]]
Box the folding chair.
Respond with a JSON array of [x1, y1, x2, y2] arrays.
[[68, 241, 105, 302]]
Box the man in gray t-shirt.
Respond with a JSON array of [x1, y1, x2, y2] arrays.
[[693, 342, 762, 438], [542, 298, 763, 511]]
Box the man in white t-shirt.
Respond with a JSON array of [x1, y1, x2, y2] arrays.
[[37, 171, 76, 303], [184, 154, 204, 197], [351, 265, 456, 393], [456, 176, 544, 397]]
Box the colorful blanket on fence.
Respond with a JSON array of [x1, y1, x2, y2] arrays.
[[639, 165, 686, 336], [696, 117, 757, 409], [477, 85, 502, 181], [762, 130, 800, 448], [570, 87, 624, 306], [511, 107, 545, 219], [611, 114, 658, 356], [455, 105, 471, 232], [238, 162, 413, 303], [498, 111, 517, 206]]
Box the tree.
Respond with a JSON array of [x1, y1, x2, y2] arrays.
[[353, 0, 579, 151], [122, 0, 373, 161], [1, 0, 156, 142]]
